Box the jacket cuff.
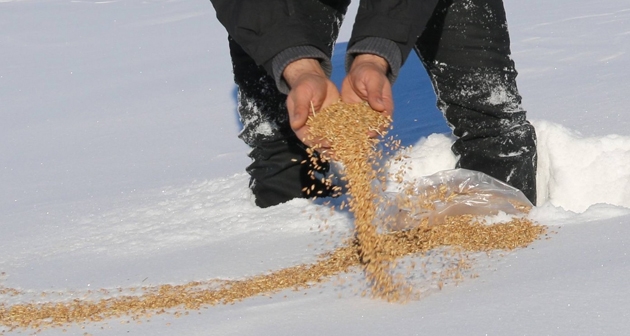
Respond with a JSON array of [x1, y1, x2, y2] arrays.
[[345, 37, 402, 83], [271, 46, 333, 95]]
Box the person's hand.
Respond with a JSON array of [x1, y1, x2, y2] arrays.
[[341, 54, 394, 135], [283, 58, 339, 150]]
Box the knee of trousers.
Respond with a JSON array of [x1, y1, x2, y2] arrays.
[[229, 37, 293, 147], [233, 68, 293, 147], [453, 120, 538, 204], [452, 120, 537, 162], [433, 64, 524, 118]]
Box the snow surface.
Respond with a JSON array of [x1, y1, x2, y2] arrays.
[[1, 0, 630, 335]]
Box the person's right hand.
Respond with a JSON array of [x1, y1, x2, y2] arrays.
[[283, 58, 339, 150]]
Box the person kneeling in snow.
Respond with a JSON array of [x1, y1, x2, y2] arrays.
[[209, 0, 537, 208]]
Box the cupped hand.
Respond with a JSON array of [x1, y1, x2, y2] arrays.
[[283, 58, 339, 150], [341, 54, 394, 131]]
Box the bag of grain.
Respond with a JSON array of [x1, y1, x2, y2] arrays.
[[377, 169, 532, 231]]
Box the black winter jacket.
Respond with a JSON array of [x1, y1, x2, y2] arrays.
[[210, 0, 439, 84]]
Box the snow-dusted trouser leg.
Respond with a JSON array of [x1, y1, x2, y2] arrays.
[[415, 0, 537, 204], [228, 36, 292, 147], [227, 1, 349, 208], [229, 38, 331, 208]]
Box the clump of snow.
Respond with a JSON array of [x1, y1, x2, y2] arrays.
[[534, 120, 630, 212]]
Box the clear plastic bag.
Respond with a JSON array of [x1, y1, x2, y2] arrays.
[[377, 169, 533, 231]]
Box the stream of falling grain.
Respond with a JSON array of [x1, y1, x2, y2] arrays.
[[305, 101, 410, 300]]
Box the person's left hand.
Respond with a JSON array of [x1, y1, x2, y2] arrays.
[[341, 54, 394, 129]]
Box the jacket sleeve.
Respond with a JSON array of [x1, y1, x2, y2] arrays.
[[210, 0, 336, 77], [346, 0, 439, 81]]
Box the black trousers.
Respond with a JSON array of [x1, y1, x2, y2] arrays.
[[229, 0, 537, 206], [228, 1, 346, 207]]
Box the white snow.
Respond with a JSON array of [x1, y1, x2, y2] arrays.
[[1, 0, 630, 335]]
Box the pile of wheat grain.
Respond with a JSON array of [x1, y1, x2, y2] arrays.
[[0, 216, 545, 332]]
